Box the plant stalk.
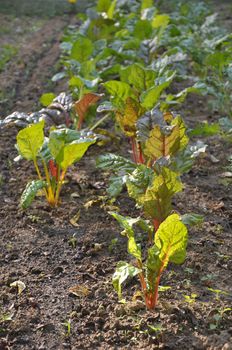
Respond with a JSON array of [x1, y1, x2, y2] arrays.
[[90, 112, 111, 131]]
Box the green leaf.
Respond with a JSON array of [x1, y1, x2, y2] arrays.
[[110, 212, 152, 260], [97, 0, 111, 12], [181, 213, 204, 226], [133, 20, 153, 40], [40, 93, 56, 107], [17, 120, 45, 160], [112, 261, 141, 300], [48, 128, 82, 161], [143, 167, 183, 221], [96, 153, 135, 172], [120, 63, 156, 93], [108, 175, 126, 197], [144, 125, 180, 159], [116, 97, 142, 137], [126, 164, 154, 205], [70, 36, 94, 63], [189, 123, 220, 137], [69, 76, 83, 89], [20, 180, 46, 209], [155, 213, 188, 266], [141, 73, 175, 110], [60, 139, 96, 170], [141, 0, 154, 10], [96, 153, 136, 198], [107, 0, 117, 19], [51, 72, 66, 82], [152, 14, 170, 29], [103, 80, 132, 107]]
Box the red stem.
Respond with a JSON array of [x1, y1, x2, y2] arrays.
[[153, 219, 160, 232], [138, 142, 145, 164], [131, 137, 138, 163]]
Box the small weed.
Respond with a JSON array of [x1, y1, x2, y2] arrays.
[[62, 319, 71, 337]]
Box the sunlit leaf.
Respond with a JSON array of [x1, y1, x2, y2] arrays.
[[152, 14, 170, 29], [155, 213, 188, 265], [112, 261, 141, 299], [40, 93, 56, 107], [17, 120, 45, 160]]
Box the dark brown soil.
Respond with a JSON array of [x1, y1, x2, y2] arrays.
[[0, 4, 232, 350]]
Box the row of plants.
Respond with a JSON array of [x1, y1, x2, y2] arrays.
[[12, 0, 231, 309]]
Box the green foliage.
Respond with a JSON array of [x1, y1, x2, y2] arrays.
[[181, 213, 204, 226], [17, 120, 45, 161], [16, 123, 96, 208], [189, 122, 220, 137], [40, 93, 56, 107], [70, 36, 94, 63], [111, 213, 188, 308], [141, 167, 183, 222], [112, 261, 141, 300], [20, 180, 46, 209], [49, 129, 95, 170]]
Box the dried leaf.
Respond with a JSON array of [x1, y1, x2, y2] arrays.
[[10, 281, 26, 295], [70, 210, 80, 227], [75, 93, 103, 130], [68, 285, 90, 297]]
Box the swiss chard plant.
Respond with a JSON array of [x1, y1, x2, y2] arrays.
[[16, 120, 96, 208], [111, 212, 188, 309]]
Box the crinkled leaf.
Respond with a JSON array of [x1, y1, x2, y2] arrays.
[[181, 213, 204, 226], [143, 167, 182, 221], [171, 141, 207, 174], [20, 180, 46, 209], [107, 0, 117, 19], [48, 128, 82, 163], [171, 115, 189, 150], [70, 36, 94, 62], [120, 63, 156, 93], [96, 153, 135, 172], [112, 261, 141, 300], [116, 97, 141, 137], [144, 124, 179, 159], [103, 81, 132, 107], [133, 19, 153, 40], [137, 108, 167, 142], [17, 120, 45, 160], [108, 175, 126, 197], [96, 153, 136, 198], [126, 164, 154, 205], [155, 213, 188, 265], [97, 0, 111, 12]]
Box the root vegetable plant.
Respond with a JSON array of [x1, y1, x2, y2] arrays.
[[16, 120, 96, 208], [111, 212, 188, 309]]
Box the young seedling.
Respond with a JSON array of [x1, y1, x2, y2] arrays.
[[111, 212, 188, 309], [16, 120, 96, 208]]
